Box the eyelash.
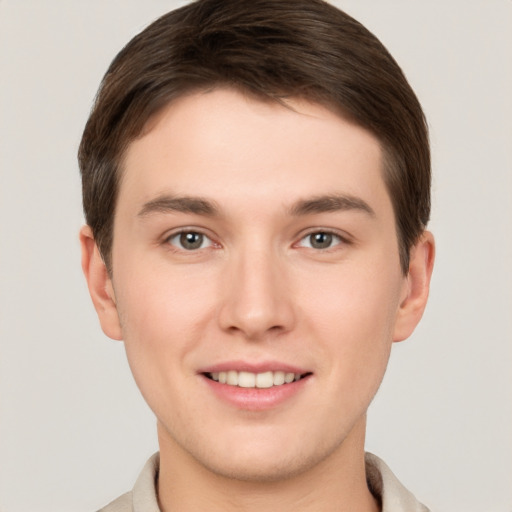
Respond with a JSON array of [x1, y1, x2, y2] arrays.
[[164, 229, 215, 251], [163, 228, 350, 253], [295, 229, 349, 251]]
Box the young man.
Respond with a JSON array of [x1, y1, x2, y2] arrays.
[[79, 1, 434, 510]]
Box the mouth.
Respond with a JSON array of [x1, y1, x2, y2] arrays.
[[200, 364, 312, 410], [203, 370, 311, 389]]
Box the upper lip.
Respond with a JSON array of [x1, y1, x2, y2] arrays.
[[198, 360, 310, 375]]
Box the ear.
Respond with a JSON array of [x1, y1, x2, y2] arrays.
[[79, 225, 123, 341], [393, 231, 435, 342]]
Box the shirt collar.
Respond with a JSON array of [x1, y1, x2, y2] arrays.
[[130, 452, 429, 512]]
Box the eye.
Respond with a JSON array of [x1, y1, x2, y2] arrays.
[[166, 231, 213, 251], [298, 231, 343, 250]]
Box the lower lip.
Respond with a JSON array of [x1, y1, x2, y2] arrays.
[[201, 375, 310, 411]]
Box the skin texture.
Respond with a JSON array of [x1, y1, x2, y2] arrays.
[[81, 88, 434, 512]]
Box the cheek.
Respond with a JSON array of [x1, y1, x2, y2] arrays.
[[301, 261, 402, 379], [115, 255, 216, 337], [304, 257, 401, 330], [112, 262, 218, 393]]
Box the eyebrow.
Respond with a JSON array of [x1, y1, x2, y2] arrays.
[[289, 194, 375, 217], [137, 193, 375, 219], [138, 195, 219, 217]]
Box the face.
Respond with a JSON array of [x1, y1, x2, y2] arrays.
[[83, 88, 431, 482]]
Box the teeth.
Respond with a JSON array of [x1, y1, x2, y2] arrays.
[[284, 372, 295, 383], [227, 370, 238, 386], [255, 371, 273, 388], [210, 370, 303, 388], [238, 371, 255, 388], [273, 371, 285, 386]]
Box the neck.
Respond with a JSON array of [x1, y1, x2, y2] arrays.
[[156, 418, 379, 512]]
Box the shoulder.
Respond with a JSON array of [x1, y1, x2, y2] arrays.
[[96, 491, 132, 512], [95, 453, 160, 512], [365, 452, 430, 512]]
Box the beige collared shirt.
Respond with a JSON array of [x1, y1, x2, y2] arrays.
[[98, 452, 430, 512]]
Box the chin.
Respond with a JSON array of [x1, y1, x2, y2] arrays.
[[198, 450, 321, 483], [186, 430, 347, 484]]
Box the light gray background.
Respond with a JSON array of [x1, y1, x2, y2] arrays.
[[0, 1, 511, 511]]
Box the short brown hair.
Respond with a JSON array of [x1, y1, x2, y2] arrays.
[[79, 0, 430, 274]]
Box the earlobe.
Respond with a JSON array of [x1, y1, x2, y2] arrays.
[[79, 225, 123, 341], [393, 231, 435, 342]]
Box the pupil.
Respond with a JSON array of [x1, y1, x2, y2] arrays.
[[311, 232, 332, 249], [180, 232, 203, 250]]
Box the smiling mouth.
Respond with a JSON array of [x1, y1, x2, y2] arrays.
[[204, 370, 311, 389]]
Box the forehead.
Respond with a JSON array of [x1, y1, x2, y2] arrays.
[[119, 88, 388, 215]]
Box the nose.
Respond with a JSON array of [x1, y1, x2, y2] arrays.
[[217, 246, 296, 341]]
